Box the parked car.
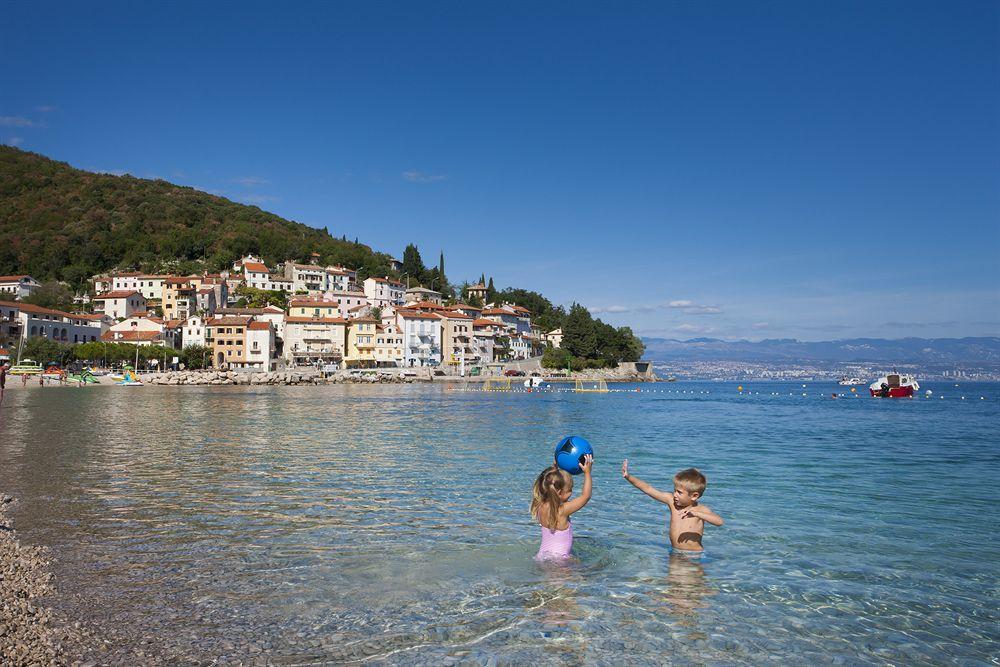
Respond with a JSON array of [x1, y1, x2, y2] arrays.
[[505, 369, 526, 377]]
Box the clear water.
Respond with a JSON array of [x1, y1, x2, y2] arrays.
[[1, 381, 997, 665]]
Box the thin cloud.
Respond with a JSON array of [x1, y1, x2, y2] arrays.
[[4, 137, 23, 146], [883, 320, 957, 328], [0, 116, 35, 127], [588, 299, 722, 315], [751, 322, 770, 330], [675, 323, 716, 334], [403, 170, 448, 183], [231, 176, 270, 187], [35, 105, 56, 113]]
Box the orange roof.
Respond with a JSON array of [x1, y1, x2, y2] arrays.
[[409, 301, 447, 310], [94, 290, 141, 300], [243, 262, 269, 272], [290, 298, 340, 307], [509, 305, 531, 314], [351, 316, 379, 324], [285, 316, 348, 324], [247, 321, 272, 331], [14, 302, 78, 319], [102, 330, 162, 342], [481, 308, 515, 316], [76, 314, 105, 321], [207, 316, 254, 326], [397, 310, 440, 320], [435, 311, 472, 320], [0, 275, 32, 282], [163, 319, 183, 328], [472, 318, 500, 327]]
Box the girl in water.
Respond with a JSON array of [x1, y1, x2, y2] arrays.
[[531, 454, 593, 560]]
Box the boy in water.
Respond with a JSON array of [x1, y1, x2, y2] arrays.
[[621, 460, 723, 553]]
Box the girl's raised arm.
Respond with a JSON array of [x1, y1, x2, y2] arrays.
[[562, 454, 593, 515]]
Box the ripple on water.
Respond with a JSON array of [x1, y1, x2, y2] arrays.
[[0, 381, 997, 664]]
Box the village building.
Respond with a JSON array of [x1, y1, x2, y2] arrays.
[[0, 301, 21, 342], [284, 263, 327, 293], [435, 311, 474, 370], [363, 276, 405, 309], [0, 275, 41, 300], [396, 309, 441, 367], [326, 266, 356, 292], [92, 290, 147, 321], [207, 316, 254, 368], [403, 286, 443, 306], [242, 260, 271, 290], [162, 277, 199, 321], [182, 315, 208, 348], [283, 316, 348, 366], [344, 316, 379, 368], [245, 321, 277, 371], [374, 322, 404, 367], [471, 318, 500, 365], [545, 328, 563, 348], [11, 301, 103, 344], [466, 283, 488, 302]]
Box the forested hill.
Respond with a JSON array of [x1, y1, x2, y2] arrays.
[[0, 146, 395, 288]]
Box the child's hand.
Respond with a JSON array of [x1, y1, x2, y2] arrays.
[[621, 458, 629, 479], [579, 454, 594, 475]]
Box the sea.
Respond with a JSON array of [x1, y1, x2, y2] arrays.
[[1, 380, 997, 665]]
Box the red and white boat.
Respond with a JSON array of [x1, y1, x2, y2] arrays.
[[869, 372, 920, 398]]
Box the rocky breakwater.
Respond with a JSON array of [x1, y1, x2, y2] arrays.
[[145, 369, 427, 386], [0, 495, 100, 666]]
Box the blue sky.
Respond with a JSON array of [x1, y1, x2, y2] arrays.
[[3, 1, 997, 340]]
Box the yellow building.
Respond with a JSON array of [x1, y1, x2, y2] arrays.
[[435, 311, 474, 368], [207, 316, 253, 368], [345, 316, 379, 368]]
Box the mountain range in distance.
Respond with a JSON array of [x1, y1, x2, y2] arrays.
[[640, 336, 1000, 364]]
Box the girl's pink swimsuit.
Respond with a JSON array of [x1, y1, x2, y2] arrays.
[[536, 521, 573, 560]]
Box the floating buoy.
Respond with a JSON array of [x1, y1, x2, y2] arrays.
[[737, 386, 743, 392], [850, 387, 857, 393]]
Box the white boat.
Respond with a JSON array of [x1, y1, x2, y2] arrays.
[[838, 377, 864, 385], [524, 376, 544, 388]]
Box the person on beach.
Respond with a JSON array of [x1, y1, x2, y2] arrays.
[[621, 460, 723, 555], [0, 363, 7, 402], [531, 455, 593, 560]]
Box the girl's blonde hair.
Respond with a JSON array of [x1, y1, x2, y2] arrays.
[[530, 465, 573, 529]]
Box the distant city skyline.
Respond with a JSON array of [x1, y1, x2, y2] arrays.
[[3, 1, 997, 341]]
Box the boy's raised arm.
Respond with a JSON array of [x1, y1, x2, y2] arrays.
[[621, 459, 674, 505]]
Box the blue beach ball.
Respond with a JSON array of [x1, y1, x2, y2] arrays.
[[555, 435, 594, 475]]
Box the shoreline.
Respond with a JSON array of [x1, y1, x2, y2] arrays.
[[0, 495, 99, 666], [4, 367, 658, 388]]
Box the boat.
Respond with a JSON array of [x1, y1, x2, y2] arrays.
[[8, 359, 43, 375], [116, 368, 143, 386], [869, 372, 919, 398], [524, 376, 544, 388], [838, 376, 864, 386], [67, 368, 99, 384]]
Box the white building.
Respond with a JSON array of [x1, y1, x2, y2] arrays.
[[0, 301, 21, 342], [284, 263, 327, 293], [283, 316, 348, 366], [509, 333, 531, 360], [363, 276, 406, 309], [242, 260, 271, 290], [471, 318, 500, 365], [397, 309, 441, 367], [245, 321, 277, 370], [93, 290, 147, 320], [404, 287, 443, 306], [0, 275, 41, 300], [374, 322, 405, 367], [182, 315, 208, 348], [16, 303, 103, 344], [325, 266, 355, 292], [546, 328, 563, 348]]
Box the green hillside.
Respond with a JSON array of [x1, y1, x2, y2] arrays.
[[0, 146, 395, 288]]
